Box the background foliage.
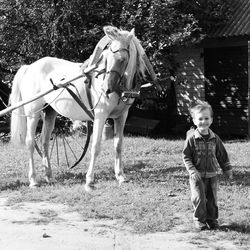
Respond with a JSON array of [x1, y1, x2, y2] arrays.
[[0, 0, 230, 83]]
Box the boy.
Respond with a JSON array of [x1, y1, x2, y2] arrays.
[[182, 101, 233, 230]]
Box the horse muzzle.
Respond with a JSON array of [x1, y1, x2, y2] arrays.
[[102, 76, 117, 97]]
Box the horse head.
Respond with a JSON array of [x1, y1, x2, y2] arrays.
[[100, 26, 134, 96]]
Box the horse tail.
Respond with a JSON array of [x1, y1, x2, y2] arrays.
[[10, 65, 28, 145]]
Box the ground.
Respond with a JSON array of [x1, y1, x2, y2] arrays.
[[0, 195, 244, 250]]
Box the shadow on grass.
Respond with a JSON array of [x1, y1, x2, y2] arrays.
[[2, 163, 249, 191], [0, 169, 116, 191], [124, 161, 188, 182], [54, 161, 187, 185], [0, 179, 28, 191], [35, 161, 250, 187], [55, 169, 117, 185], [219, 165, 250, 187], [0, 172, 87, 191], [220, 223, 250, 234], [55, 171, 86, 184]]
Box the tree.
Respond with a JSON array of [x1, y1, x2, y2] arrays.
[[0, 0, 230, 134], [119, 0, 230, 79], [0, 0, 229, 83], [0, 0, 124, 71]]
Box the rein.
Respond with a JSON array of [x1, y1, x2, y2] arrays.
[[107, 47, 130, 86], [94, 46, 130, 94]]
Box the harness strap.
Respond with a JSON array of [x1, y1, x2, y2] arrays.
[[85, 81, 93, 111], [69, 120, 92, 169], [65, 87, 94, 121]]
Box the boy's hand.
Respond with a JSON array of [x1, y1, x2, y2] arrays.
[[190, 171, 201, 181], [224, 170, 233, 180]]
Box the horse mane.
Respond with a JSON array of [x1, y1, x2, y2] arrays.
[[113, 30, 147, 83], [130, 36, 147, 80], [118, 29, 147, 81]]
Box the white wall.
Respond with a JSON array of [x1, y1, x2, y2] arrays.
[[174, 47, 205, 116]]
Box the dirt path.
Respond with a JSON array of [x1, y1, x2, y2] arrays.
[[0, 196, 243, 250]]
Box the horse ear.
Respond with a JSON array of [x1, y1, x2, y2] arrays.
[[103, 26, 120, 40], [127, 28, 135, 41], [129, 28, 135, 36]]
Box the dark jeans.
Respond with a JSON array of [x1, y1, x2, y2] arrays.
[[190, 176, 218, 223]]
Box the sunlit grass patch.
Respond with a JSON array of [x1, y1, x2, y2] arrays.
[[0, 136, 249, 246]]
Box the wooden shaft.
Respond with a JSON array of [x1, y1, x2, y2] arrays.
[[0, 74, 84, 117]]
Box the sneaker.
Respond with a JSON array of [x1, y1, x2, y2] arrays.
[[206, 220, 220, 230], [194, 221, 207, 231]]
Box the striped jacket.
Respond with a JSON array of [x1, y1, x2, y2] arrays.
[[182, 128, 232, 178]]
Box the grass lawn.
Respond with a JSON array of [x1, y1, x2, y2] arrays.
[[0, 135, 249, 247]]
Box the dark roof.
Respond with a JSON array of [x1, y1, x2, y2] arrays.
[[209, 0, 250, 38]]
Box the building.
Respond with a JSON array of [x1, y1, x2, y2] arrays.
[[175, 0, 250, 138]]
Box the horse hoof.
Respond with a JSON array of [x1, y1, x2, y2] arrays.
[[45, 177, 52, 184], [118, 176, 128, 186], [84, 183, 95, 193], [29, 182, 39, 188]]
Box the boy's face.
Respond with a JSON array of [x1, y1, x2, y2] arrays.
[[192, 108, 213, 134]]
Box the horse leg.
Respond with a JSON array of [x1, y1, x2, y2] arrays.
[[85, 115, 106, 192], [40, 107, 57, 183], [26, 115, 40, 187], [113, 112, 128, 185]]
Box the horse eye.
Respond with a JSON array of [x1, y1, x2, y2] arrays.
[[116, 55, 126, 63]]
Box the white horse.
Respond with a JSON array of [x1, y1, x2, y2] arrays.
[[10, 25, 158, 191]]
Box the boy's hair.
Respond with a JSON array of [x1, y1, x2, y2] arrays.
[[189, 100, 213, 118]]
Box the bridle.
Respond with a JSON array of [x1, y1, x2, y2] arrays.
[[96, 45, 130, 89]]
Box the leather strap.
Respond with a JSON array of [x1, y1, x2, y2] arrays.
[[65, 87, 94, 121], [85, 82, 93, 111]]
